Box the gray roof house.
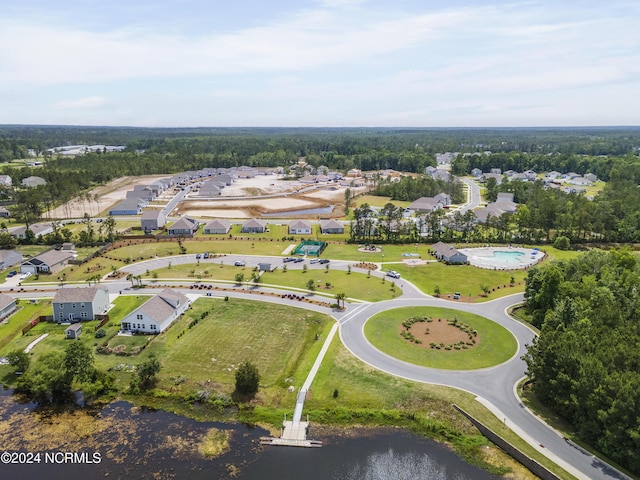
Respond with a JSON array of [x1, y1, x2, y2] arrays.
[[0, 250, 23, 270], [20, 250, 76, 274], [53, 286, 110, 323], [407, 197, 441, 214], [431, 241, 468, 264], [320, 219, 345, 234], [203, 219, 231, 235], [11, 223, 54, 239], [0, 206, 10, 218], [120, 289, 191, 334], [0, 293, 17, 321], [110, 199, 145, 215], [167, 216, 200, 236], [0, 175, 12, 186], [141, 209, 166, 231], [289, 220, 312, 235], [241, 218, 267, 233]]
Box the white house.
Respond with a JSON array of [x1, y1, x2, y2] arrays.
[[120, 289, 191, 334], [288, 220, 312, 235]]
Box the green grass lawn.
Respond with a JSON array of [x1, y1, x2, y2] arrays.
[[145, 298, 333, 401], [364, 307, 517, 369], [149, 263, 244, 282], [260, 268, 400, 302], [353, 195, 411, 209], [389, 262, 527, 300], [0, 300, 53, 355]]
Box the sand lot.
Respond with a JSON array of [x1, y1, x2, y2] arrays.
[[47, 173, 366, 220]]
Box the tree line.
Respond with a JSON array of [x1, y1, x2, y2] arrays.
[[522, 249, 640, 475]]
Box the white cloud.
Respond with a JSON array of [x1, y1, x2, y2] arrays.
[[55, 96, 108, 109]]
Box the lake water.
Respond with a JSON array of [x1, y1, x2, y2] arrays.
[[0, 388, 500, 480]]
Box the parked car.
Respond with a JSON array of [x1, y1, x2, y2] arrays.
[[195, 253, 201, 259], [20, 272, 32, 280], [283, 257, 295, 263], [386, 270, 401, 279], [203, 252, 210, 259], [453, 292, 461, 300], [7, 270, 17, 277], [318, 259, 330, 264], [310, 258, 319, 264], [294, 258, 304, 263], [234, 260, 245, 267]]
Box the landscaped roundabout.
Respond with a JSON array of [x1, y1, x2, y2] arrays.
[[363, 307, 518, 370]]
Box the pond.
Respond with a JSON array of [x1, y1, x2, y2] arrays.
[[0, 388, 500, 480]]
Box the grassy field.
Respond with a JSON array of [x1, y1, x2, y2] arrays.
[[0, 300, 53, 355], [145, 298, 333, 404], [260, 268, 400, 301], [364, 307, 517, 369], [389, 262, 528, 300]]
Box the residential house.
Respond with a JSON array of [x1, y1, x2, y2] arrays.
[[298, 175, 318, 184], [473, 192, 518, 223], [0, 206, 10, 218], [21, 176, 47, 187], [198, 182, 221, 196], [20, 249, 76, 274], [320, 219, 345, 234], [407, 197, 441, 214], [53, 286, 110, 323], [109, 199, 145, 215], [167, 216, 200, 236], [431, 241, 468, 264], [490, 168, 502, 175], [346, 169, 362, 177], [120, 289, 191, 334], [131, 185, 157, 201], [584, 173, 598, 183], [141, 209, 167, 231], [289, 220, 312, 235], [0, 293, 17, 321], [0, 175, 12, 186], [65, 323, 82, 339], [11, 223, 54, 239], [470, 168, 483, 178], [482, 172, 503, 184], [434, 193, 452, 206], [0, 250, 22, 270], [241, 218, 267, 233], [203, 219, 231, 235]]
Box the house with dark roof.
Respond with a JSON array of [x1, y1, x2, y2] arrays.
[[120, 289, 191, 334], [52, 286, 110, 323], [431, 241, 468, 264], [289, 220, 312, 235], [320, 219, 345, 234], [473, 192, 518, 223], [167, 216, 200, 236], [0, 293, 17, 321], [203, 219, 231, 234], [241, 218, 267, 233], [20, 249, 76, 274], [141, 209, 166, 231]]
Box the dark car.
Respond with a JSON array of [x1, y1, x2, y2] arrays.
[[7, 270, 17, 277], [294, 258, 304, 263], [203, 252, 210, 259], [195, 253, 201, 259], [318, 259, 330, 264]]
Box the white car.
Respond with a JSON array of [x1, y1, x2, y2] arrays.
[[386, 270, 401, 279], [20, 272, 32, 280]]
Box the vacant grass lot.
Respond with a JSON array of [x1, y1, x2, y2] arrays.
[[389, 262, 527, 300], [260, 268, 400, 301], [364, 307, 517, 369], [146, 298, 333, 401], [0, 301, 52, 355]]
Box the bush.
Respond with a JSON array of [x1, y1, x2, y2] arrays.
[[553, 235, 571, 250], [95, 329, 107, 338]]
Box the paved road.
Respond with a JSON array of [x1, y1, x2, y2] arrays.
[[457, 177, 483, 213]]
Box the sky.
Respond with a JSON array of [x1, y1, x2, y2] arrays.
[[0, 0, 639, 127]]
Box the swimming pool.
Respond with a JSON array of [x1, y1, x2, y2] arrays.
[[492, 250, 525, 264], [456, 247, 545, 270]]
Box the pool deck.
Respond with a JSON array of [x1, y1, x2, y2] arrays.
[[457, 247, 545, 270]]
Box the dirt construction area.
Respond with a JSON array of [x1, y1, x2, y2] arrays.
[[47, 174, 366, 219]]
